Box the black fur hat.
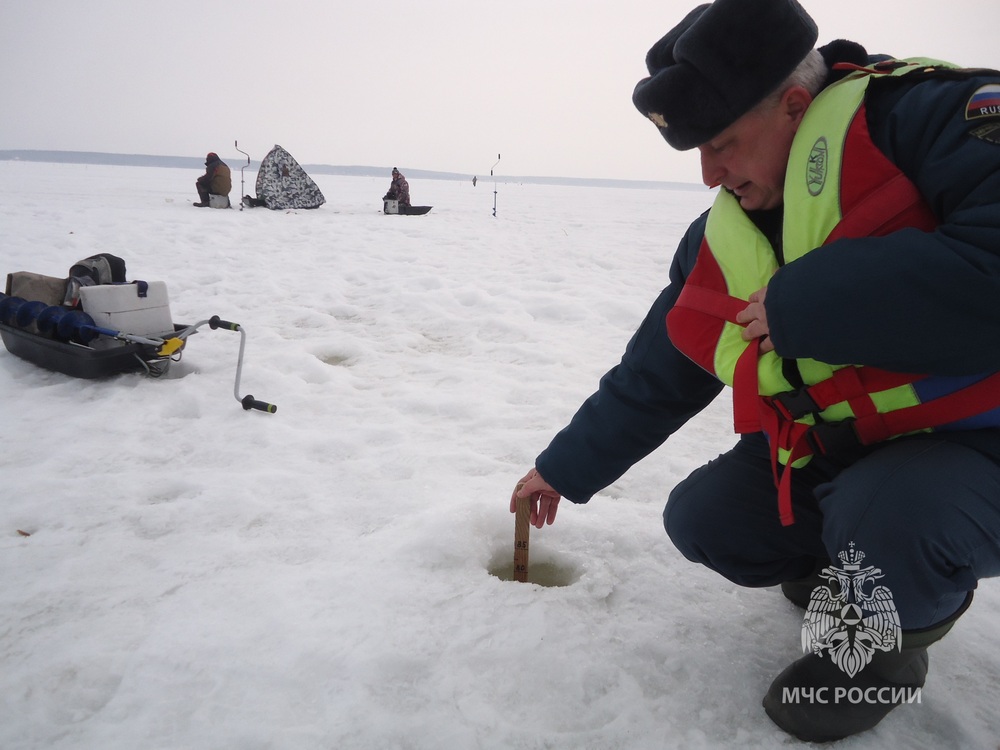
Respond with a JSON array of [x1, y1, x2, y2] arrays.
[[632, 0, 818, 150]]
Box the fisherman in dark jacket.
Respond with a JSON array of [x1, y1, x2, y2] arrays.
[[194, 152, 232, 207], [511, 0, 1000, 741], [382, 167, 411, 208]]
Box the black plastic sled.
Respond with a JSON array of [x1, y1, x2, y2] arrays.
[[2, 261, 277, 412], [383, 199, 432, 216], [0, 319, 187, 379]]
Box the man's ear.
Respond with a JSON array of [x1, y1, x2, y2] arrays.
[[783, 86, 814, 127]]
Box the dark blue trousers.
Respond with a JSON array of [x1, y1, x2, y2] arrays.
[[664, 432, 1000, 629]]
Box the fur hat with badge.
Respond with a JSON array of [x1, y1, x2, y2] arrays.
[[632, 0, 818, 150]]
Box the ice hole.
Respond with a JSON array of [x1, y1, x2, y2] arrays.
[[487, 548, 580, 587]]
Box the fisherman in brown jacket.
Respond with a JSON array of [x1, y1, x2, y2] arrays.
[[194, 152, 232, 207]]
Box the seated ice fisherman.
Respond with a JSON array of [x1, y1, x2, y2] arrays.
[[194, 152, 232, 208], [382, 168, 411, 208]]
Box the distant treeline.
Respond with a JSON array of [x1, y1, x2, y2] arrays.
[[0, 149, 703, 192]]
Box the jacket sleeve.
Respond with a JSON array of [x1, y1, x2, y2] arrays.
[[766, 70, 1000, 376], [535, 212, 724, 504]]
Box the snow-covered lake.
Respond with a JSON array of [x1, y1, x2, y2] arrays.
[[1, 160, 996, 749]]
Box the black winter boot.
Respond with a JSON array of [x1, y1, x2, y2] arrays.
[[762, 593, 973, 742], [762, 643, 928, 742], [780, 558, 831, 610]]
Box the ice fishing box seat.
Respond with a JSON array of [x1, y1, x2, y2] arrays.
[[79, 281, 174, 336], [209, 194, 231, 209]]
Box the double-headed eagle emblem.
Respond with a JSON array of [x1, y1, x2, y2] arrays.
[[801, 543, 901, 677]]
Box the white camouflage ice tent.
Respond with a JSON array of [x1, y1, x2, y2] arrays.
[[251, 145, 326, 210]]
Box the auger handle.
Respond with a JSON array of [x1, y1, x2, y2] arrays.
[[209, 314, 277, 414], [241, 395, 277, 413], [209, 315, 240, 331]]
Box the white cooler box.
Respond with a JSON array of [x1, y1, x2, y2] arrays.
[[79, 282, 174, 338]]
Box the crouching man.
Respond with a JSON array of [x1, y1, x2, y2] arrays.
[[512, 0, 1000, 741]]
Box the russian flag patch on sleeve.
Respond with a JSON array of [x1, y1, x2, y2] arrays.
[[965, 84, 1000, 120]]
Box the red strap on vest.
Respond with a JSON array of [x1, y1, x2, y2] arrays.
[[675, 284, 748, 322], [795, 367, 921, 416], [734, 338, 762, 433], [758, 387, 813, 525], [777, 428, 814, 526], [853, 370, 1000, 444]]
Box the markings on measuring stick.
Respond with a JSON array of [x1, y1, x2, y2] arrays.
[[514, 483, 530, 583]]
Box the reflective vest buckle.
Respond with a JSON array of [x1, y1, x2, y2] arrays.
[[769, 388, 821, 420]]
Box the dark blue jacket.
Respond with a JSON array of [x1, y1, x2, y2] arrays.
[[536, 57, 1000, 504]]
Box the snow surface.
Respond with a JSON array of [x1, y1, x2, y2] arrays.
[[1, 161, 997, 750]]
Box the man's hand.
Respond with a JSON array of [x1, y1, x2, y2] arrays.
[[510, 468, 561, 528], [736, 286, 774, 353]]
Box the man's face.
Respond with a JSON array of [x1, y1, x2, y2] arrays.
[[697, 90, 805, 211]]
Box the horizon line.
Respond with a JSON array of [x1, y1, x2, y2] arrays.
[[0, 148, 705, 192]]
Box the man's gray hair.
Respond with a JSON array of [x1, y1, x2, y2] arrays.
[[755, 49, 828, 111]]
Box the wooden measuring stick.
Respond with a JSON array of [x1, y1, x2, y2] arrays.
[[514, 483, 530, 582]]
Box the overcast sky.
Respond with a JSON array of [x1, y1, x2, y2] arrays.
[[2, 0, 998, 183]]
